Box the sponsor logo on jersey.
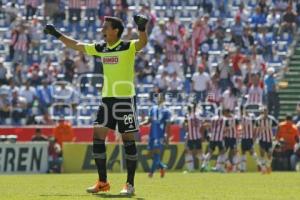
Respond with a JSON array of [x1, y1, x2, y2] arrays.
[[102, 56, 119, 64]]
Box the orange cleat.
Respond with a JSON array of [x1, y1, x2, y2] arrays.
[[86, 180, 110, 193], [160, 168, 166, 178]]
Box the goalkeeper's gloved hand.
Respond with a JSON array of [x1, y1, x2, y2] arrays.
[[133, 14, 148, 32], [44, 24, 62, 39]]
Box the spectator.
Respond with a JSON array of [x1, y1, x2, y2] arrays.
[[25, 0, 40, 20], [221, 87, 238, 112], [44, 0, 59, 20], [206, 73, 222, 105], [36, 79, 52, 114], [53, 0, 66, 24], [84, 0, 99, 24], [231, 15, 244, 47], [246, 73, 264, 105], [281, 5, 297, 35], [167, 71, 183, 99], [267, 7, 281, 35], [231, 47, 245, 75], [217, 54, 233, 92], [61, 51, 75, 83], [138, 3, 156, 35], [122, 24, 138, 40], [0, 90, 10, 124], [4, 2, 19, 23], [53, 116, 76, 148], [11, 89, 27, 125], [154, 70, 168, 93], [166, 16, 180, 40], [250, 6, 267, 29], [0, 58, 8, 85], [290, 137, 300, 171], [48, 136, 63, 173], [11, 24, 31, 65], [212, 17, 226, 46], [235, 3, 249, 23], [31, 128, 48, 141], [114, 0, 127, 24], [264, 67, 280, 119], [150, 20, 166, 56], [256, 26, 273, 60], [28, 63, 42, 86], [276, 114, 299, 170], [98, 0, 113, 24], [20, 80, 36, 123], [192, 64, 211, 103], [68, 0, 82, 23]]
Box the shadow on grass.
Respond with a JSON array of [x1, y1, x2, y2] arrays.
[[94, 193, 145, 199], [40, 194, 90, 197]]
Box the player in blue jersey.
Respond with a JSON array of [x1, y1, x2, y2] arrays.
[[141, 94, 171, 178]]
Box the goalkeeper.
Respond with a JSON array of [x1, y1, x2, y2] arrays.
[[44, 15, 148, 195]]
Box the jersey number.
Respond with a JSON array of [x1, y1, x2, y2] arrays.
[[124, 114, 134, 125]]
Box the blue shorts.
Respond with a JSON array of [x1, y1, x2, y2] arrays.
[[148, 138, 163, 150], [241, 139, 254, 152]]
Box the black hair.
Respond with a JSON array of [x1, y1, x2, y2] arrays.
[[104, 16, 124, 38]]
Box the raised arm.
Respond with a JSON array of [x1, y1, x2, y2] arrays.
[[133, 15, 148, 51], [44, 24, 86, 53]]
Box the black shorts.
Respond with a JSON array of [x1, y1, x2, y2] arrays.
[[224, 137, 237, 150], [259, 141, 272, 152], [187, 139, 202, 151], [209, 141, 224, 152], [94, 96, 139, 133], [241, 139, 254, 152]]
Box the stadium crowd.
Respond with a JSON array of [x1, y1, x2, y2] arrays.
[[0, 0, 300, 172]]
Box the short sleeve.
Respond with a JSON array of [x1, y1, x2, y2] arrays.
[[84, 43, 98, 56]]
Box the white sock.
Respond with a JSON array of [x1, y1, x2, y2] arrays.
[[185, 154, 194, 171], [197, 153, 204, 166], [252, 152, 259, 166], [240, 155, 247, 172], [215, 155, 223, 170], [202, 153, 211, 168], [232, 154, 240, 172]]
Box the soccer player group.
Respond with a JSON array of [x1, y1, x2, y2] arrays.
[[184, 104, 277, 174]]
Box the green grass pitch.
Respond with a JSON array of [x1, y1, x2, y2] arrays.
[[0, 172, 300, 200]]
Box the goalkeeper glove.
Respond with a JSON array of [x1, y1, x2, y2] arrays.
[[133, 14, 148, 32], [44, 24, 62, 39]]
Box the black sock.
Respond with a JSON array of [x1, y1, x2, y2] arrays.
[[93, 139, 107, 182], [124, 141, 137, 186]]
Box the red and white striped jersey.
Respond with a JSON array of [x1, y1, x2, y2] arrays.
[[166, 22, 179, 38], [186, 113, 202, 140], [210, 115, 225, 141], [68, 0, 82, 9], [221, 90, 238, 111], [207, 83, 221, 103], [256, 115, 275, 142], [84, 0, 99, 9], [247, 86, 264, 105], [224, 116, 238, 138], [13, 33, 30, 52], [240, 116, 256, 139], [165, 42, 178, 62]]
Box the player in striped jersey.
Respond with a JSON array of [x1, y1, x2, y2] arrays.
[[201, 111, 226, 172], [223, 109, 240, 172], [239, 110, 260, 172], [184, 104, 207, 172], [256, 108, 277, 173], [141, 94, 171, 178]]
